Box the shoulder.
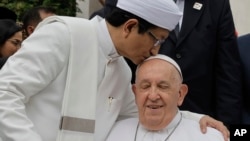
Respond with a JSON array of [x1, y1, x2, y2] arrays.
[[204, 0, 231, 16], [238, 34, 250, 48], [107, 118, 138, 140], [207, 0, 229, 6], [37, 16, 90, 29], [35, 16, 96, 42], [180, 117, 224, 141]]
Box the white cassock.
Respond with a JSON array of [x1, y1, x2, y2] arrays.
[[107, 111, 225, 141], [0, 16, 137, 141]]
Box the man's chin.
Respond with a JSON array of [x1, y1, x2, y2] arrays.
[[133, 58, 145, 65]]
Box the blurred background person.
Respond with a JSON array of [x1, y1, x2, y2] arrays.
[[22, 6, 56, 38], [237, 33, 250, 124], [0, 5, 23, 71], [0, 6, 17, 22], [158, 0, 242, 128], [0, 19, 23, 69]]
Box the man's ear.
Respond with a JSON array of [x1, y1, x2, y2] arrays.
[[132, 84, 137, 96], [27, 25, 35, 35], [177, 84, 188, 106], [123, 19, 139, 36]]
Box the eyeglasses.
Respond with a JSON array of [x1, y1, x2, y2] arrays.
[[147, 31, 165, 47], [8, 39, 22, 48]]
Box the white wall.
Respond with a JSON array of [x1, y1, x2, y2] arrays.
[[76, 0, 102, 19], [230, 0, 250, 36]]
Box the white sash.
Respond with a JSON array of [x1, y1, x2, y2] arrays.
[[38, 16, 98, 141]]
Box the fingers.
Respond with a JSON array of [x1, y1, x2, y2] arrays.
[[212, 121, 229, 140], [222, 129, 230, 141], [206, 117, 230, 141], [199, 115, 230, 141], [215, 122, 229, 141], [199, 116, 208, 133]]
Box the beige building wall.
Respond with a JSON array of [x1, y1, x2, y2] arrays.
[[77, 0, 249, 36], [230, 0, 250, 36], [76, 0, 102, 19]]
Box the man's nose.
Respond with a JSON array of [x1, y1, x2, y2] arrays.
[[150, 46, 160, 56], [148, 87, 160, 101]]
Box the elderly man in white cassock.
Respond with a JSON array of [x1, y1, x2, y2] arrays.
[[107, 54, 228, 141], [0, 0, 228, 141]]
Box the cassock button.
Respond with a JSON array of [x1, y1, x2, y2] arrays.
[[108, 58, 112, 64], [176, 53, 182, 59]]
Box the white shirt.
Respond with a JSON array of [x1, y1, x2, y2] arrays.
[[107, 111, 225, 141], [175, 0, 185, 31]]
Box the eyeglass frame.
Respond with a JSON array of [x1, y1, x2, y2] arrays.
[[147, 31, 165, 47]]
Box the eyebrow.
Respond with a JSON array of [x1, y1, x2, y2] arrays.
[[139, 79, 169, 85]]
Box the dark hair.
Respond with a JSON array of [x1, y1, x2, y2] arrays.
[[22, 6, 56, 33], [105, 7, 156, 34], [104, 0, 117, 16], [0, 19, 22, 46], [0, 7, 17, 21]]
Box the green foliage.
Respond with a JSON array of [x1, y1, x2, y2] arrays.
[[0, 0, 84, 21]]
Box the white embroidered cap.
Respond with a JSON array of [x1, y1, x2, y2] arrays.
[[143, 54, 183, 81], [116, 0, 182, 31]]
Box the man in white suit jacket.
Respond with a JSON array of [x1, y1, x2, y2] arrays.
[[0, 0, 229, 141]]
